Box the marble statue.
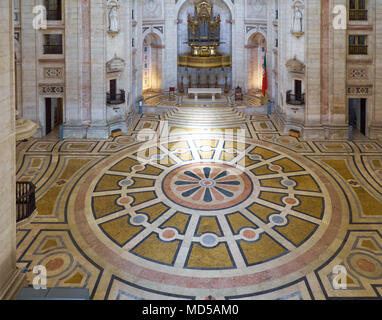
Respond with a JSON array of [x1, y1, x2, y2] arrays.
[[292, 6, 303, 33], [109, 6, 119, 32]]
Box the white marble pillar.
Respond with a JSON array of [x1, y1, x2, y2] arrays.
[[88, 0, 108, 138], [329, 0, 347, 136], [20, 0, 40, 136], [371, 0, 382, 140], [0, 0, 25, 300], [164, 0, 178, 90], [303, 0, 322, 135], [232, 0, 245, 89], [63, 0, 87, 138]]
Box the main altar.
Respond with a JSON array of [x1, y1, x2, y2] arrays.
[[178, 0, 232, 92]]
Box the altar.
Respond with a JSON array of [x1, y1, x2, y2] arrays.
[[188, 88, 222, 101]]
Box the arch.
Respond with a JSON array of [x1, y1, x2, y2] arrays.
[[142, 27, 164, 47], [176, 0, 233, 18], [245, 28, 267, 47], [142, 32, 163, 92], [246, 32, 267, 92], [176, 0, 233, 90]]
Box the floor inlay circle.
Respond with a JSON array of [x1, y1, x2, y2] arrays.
[[162, 163, 253, 211], [69, 135, 346, 295]]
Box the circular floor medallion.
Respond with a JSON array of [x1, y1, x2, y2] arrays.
[[162, 163, 253, 210]]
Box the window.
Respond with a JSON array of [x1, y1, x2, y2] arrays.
[[350, 0, 366, 9], [43, 34, 63, 54], [349, 0, 367, 20], [44, 0, 62, 21], [13, 0, 20, 23], [349, 35, 367, 55]]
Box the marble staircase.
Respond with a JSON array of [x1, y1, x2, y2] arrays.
[[162, 105, 248, 127]]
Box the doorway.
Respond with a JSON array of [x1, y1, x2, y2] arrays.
[[295, 80, 302, 101], [142, 33, 163, 92], [246, 32, 266, 91], [349, 98, 367, 136], [110, 79, 117, 97], [45, 98, 63, 136]]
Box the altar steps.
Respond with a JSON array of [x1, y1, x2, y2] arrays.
[[163, 105, 248, 127]]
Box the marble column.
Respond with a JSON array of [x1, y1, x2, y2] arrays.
[[303, 0, 322, 137], [164, 0, 178, 90], [0, 0, 25, 300], [88, 0, 108, 139], [329, 0, 347, 138], [20, 0, 40, 136], [63, 0, 87, 138], [371, 0, 382, 140]]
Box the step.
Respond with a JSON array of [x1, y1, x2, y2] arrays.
[[16, 287, 90, 300]]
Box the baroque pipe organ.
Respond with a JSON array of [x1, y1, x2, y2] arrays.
[[178, 0, 231, 69], [188, 0, 221, 57]]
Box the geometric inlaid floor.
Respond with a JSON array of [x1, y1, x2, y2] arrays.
[[15, 112, 382, 300]]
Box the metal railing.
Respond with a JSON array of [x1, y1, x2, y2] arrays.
[[16, 182, 36, 223], [43, 45, 63, 55], [107, 90, 126, 105], [349, 45, 368, 55], [46, 9, 62, 21], [349, 9, 368, 21], [286, 90, 305, 106]]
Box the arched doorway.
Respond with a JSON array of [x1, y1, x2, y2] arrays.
[[246, 32, 267, 92], [142, 33, 163, 93]]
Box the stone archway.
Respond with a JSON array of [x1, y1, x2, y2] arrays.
[[142, 32, 163, 92], [246, 32, 267, 92]]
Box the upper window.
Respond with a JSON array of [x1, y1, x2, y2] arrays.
[[350, 0, 366, 9], [44, 0, 62, 21], [349, 35, 368, 55], [43, 34, 63, 54], [349, 0, 367, 20], [13, 0, 20, 23]]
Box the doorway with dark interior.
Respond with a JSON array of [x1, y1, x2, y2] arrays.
[[349, 98, 367, 138], [45, 97, 63, 136]]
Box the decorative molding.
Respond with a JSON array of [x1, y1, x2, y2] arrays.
[[347, 86, 373, 96], [43, 67, 64, 79], [286, 56, 305, 74], [347, 58, 373, 65], [38, 58, 65, 63], [39, 85, 65, 95], [347, 25, 373, 31], [246, 26, 257, 33], [348, 67, 368, 80], [153, 26, 164, 34], [106, 54, 125, 73]]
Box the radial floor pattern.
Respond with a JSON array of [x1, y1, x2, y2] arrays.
[[15, 113, 382, 300]]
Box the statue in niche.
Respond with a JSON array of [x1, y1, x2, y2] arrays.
[[292, 4, 304, 36], [109, 6, 119, 33]]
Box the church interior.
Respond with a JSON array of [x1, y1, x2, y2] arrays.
[[1, 0, 382, 301]]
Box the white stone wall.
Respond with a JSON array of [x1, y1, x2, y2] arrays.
[[373, 0, 382, 139], [0, 0, 18, 298], [12, 0, 382, 139]]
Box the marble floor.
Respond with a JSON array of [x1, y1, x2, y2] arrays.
[[15, 109, 382, 300]]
